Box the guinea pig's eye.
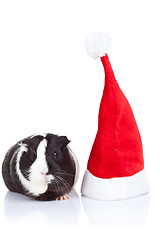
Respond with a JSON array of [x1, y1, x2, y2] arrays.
[[53, 152, 58, 159]]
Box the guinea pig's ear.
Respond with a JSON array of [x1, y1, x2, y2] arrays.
[[58, 136, 71, 147]]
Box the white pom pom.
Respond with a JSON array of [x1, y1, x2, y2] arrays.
[[85, 32, 111, 59]]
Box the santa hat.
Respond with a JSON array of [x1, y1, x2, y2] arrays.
[[81, 32, 149, 200]]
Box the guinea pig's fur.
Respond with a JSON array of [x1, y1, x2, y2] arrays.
[[2, 134, 79, 201]]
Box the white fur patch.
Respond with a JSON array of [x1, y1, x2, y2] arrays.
[[28, 139, 49, 195], [16, 139, 54, 196], [16, 144, 32, 192]]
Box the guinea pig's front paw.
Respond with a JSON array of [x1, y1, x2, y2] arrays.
[[56, 194, 69, 201]]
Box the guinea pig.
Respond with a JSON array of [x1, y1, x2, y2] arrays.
[[2, 133, 79, 201]]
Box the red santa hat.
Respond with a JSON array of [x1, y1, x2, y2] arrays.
[[81, 32, 149, 200]]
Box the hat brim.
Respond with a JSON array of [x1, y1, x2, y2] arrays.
[[81, 169, 149, 201]]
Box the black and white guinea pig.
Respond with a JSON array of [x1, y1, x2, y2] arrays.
[[2, 133, 79, 201]]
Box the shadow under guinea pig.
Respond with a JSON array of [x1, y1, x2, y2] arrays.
[[3, 189, 81, 226]]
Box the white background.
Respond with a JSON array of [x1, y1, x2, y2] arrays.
[[0, 0, 160, 239]]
